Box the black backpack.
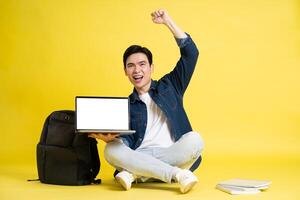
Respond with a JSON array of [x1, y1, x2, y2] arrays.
[[36, 110, 101, 185]]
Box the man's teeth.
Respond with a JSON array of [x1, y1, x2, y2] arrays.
[[134, 76, 143, 80]]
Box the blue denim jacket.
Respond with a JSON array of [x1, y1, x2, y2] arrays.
[[121, 34, 201, 171]]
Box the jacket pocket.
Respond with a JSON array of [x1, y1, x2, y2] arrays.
[[159, 87, 178, 110]]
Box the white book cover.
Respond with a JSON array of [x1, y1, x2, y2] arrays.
[[218, 178, 272, 189], [216, 179, 271, 195], [216, 184, 261, 195]]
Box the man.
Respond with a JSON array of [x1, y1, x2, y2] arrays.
[[89, 9, 204, 193]]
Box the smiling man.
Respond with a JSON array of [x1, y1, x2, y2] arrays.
[[89, 9, 204, 193], [124, 47, 153, 94]]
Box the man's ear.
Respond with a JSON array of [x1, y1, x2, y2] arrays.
[[124, 67, 128, 76], [151, 64, 154, 73]]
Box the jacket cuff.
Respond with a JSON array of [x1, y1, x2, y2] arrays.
[[175, 33, 192, 48]]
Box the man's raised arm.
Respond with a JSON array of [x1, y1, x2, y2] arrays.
[[151, 9, 199, 96]]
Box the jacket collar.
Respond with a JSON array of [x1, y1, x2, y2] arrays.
[[129, 80, 157, 103]]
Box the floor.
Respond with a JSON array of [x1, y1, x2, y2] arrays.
[[1, 154, 299, 200]]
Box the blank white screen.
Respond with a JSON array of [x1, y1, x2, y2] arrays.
[[76, 97, 129, 130]]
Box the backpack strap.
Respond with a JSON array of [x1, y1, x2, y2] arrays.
[[27, 178, 40, 182], [92, 179, 102, 184]]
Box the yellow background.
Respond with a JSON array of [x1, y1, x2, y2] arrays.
[[0, 0, 300, 199]]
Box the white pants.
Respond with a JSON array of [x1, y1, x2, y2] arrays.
[[104, 131, 204, 183]]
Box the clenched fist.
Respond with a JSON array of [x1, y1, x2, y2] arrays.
[[151, 9, 171, 25]]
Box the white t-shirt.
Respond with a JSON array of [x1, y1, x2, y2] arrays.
[[136, 92, 174, 150]]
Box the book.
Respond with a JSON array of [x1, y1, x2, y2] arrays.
[[216, 179, 272, 195], [216, 184, 261, 195]]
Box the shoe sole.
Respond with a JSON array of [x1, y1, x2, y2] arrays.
[[116, 176, 131, 190], [181, 180, 198, 193]]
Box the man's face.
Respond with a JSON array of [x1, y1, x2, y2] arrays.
[[124, 53, 153, 93]]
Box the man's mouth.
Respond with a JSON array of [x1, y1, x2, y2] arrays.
[[133, 75, 143, 82]]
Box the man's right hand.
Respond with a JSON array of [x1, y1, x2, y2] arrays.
[[88, 132, 120, 143]]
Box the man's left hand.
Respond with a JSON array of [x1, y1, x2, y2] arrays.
[[151, 9, 171, 25]]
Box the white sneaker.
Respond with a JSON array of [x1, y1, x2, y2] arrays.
[[175, 169, 198, 193], [115, 171, 135, 190]]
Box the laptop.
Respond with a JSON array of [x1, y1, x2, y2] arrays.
[[75, 96, 136, 135]]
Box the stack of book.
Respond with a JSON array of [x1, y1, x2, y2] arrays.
[[216, 179, 272, 195]]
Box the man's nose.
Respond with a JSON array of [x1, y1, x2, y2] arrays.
[[133, 65, 142, 73]]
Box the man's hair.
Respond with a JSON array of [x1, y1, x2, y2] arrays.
[[123, 45, 153, 68]]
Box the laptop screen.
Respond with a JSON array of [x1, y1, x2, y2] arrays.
[[76, 97, 130, 130]]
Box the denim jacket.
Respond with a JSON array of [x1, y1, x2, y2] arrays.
[[121, 34, 201, 171]]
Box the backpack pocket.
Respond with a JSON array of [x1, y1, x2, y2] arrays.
[[46, 117, 75, 147], [37, 144, 78, 185]]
